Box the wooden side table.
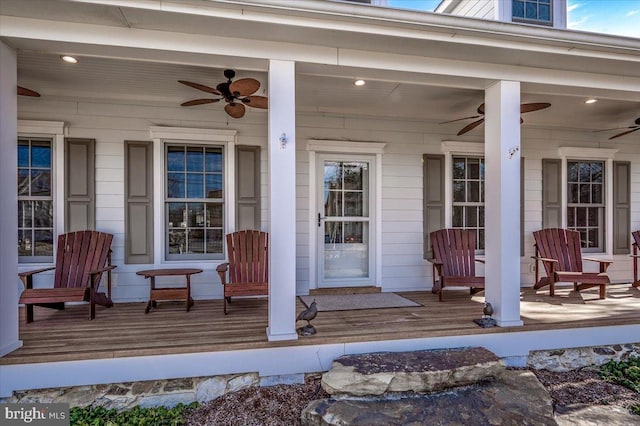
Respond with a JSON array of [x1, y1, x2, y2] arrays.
[[136, 268, 202, 314]]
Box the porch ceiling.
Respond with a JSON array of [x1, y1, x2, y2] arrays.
[[3, 0, 639, 133], [13, 50, 640, 135]]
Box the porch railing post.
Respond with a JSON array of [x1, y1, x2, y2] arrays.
[[0, 41, 22, 356], [484, 80, 524, 327], [266, 59, 298, 341]]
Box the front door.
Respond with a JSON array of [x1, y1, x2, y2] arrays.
[[317, 155, 375, 287]]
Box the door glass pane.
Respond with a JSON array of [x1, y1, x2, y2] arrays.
[[344, 192, 363, 216], [343, 163, 364, 190], [324, 221, 368, 279], [325, 191, 342, 217], [324, 162, 342, 190], [322, 159, 371, 282]]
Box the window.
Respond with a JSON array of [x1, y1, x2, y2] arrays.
[[513, 0, 552, 24], [567, 160, 604, 251], [165, 144, 224, 260], [452, 156, 485, 250], [18, 138, 54, 262]]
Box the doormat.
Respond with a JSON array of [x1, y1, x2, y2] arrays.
[[299, 293, 421, 312]]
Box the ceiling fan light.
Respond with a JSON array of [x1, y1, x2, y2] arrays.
[[354, 79, 366, 87], [585, 98, 597, 104], [60, 55, 78, 64]]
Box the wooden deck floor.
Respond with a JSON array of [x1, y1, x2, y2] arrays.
[[3, 284, 639, 366]]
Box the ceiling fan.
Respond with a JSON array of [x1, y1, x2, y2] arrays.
[[441, 102, 551, 135], [595, 117, 640, 140], [18, 86, 40, 97], [179, 69, 267, 119]]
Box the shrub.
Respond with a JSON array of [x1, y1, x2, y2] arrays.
[[599, 356, 640, 393], [70, 402, 199, 426]]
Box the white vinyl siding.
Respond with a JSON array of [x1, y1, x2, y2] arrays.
[[16, 97, 639, 299]]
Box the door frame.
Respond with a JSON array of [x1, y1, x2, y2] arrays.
[[307, 140, 386, 290]]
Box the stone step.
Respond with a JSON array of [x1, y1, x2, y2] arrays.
[[321, 347, 505, 397], [303, 370, 556, 426]]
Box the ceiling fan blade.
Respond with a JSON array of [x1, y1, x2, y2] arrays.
[[609, 127, 640, 140], [17, 86, 40, 97], [635, 117, 640, 126], [229, 78, 260, 97], [225, 103, 246, 119], [181, 98, 220, 107], [178, 80, 221, 96], [477, 103, 485, 114], [439, 115, 482, 124], [241, 96, 268, 109], [521, 102, 551, 113], [457, 118, 485, 136]]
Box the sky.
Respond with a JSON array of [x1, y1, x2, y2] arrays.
[[386, 0, 640, 38]]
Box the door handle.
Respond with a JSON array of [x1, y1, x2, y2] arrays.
[[318, 213, 324, 227]]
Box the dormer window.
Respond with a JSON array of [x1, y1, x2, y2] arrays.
[[513, 0, 552, 25]]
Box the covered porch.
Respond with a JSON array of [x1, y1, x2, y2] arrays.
[[1, 0, 640, 399], [1, 285, 638, 396]]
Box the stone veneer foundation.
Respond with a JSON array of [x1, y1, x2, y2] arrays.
[[3, 343, 638, 409], [0, 372, 307, 410], [527, 343, 640, 371]]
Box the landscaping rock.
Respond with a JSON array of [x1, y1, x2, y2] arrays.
[[227, 373, 259, 392], [555, 404, 640, 426], [321, 347, 504, 396], [303, 369, 555, 426], [196, 377, 227, 403]]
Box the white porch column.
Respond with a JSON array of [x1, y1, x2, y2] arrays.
[[484, 80, 523, 327], [0, 41, 22, 356], [266, 59, 298, 341]]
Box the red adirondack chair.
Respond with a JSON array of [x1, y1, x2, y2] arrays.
[[18, 230, 116, 323], [216, 230, 268, 314], [631, 230, 640, 288], [430, 228, 485, 302], [532, 228, 612, 299]]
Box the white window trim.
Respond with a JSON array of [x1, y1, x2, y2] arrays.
[[558, 147, 618, 255], [441, 141, 484, 229], [150, 126, 237, 265], [17, 120, 66, 266], [306, 139, 385, 291]]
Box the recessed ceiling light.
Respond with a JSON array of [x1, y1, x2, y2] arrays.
[[354, 79, 366, 87], [585, 98, 597, 104], [60, 55, 78, 64]]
